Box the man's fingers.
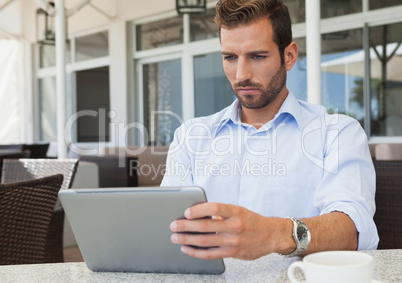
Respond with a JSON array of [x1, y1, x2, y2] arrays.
[[170, 217, 226, 233], [171, 231, 226, 247], [185, 202, 239, 219], [180, 245, 235, 260]]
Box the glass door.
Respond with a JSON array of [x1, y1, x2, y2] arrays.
[[369, 22, 402, 136], [137, 56, 183, 145]]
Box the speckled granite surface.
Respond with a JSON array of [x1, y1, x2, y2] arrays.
[[0, 250, 400, 282]]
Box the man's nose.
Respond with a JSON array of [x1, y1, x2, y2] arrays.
[[236, 58, 252, 82]]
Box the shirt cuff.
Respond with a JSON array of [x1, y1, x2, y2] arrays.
[[321, 205, 379, 250]]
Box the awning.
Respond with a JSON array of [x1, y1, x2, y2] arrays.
[[321, 42, 402, 83]]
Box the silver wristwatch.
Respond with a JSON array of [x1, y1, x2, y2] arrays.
[[284, 217, 311, 257]]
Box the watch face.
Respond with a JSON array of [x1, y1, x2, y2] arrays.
[[297, 225, 310, 245]]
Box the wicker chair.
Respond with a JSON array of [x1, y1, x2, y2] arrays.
[[0, 174, 64, 265], [0, 150, 31, 180], [21, 143, 50, 158], [373, 160, 402, 249], [0, 159, 79, 262]]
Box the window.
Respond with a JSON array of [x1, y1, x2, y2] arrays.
[[370, 0, 401, 10], [76, 66, 111, 142], [194, 52, 234, 117], [190, 8, 219, 42], [284, 0, 305, 24], [135, 16, 183, 51], [287, 37, 307, 102], [37, 30, 110, 144], [321, 0, 361, 18], [284, 0, 362, 20], [38, 77, 56, 141], [142, 59, 182, 145], [39, 43, 70, 68], [133, 3, 402, 144], [134, 8, 222, 145], [321, 29, 364, 127], [76, 31, 109, 62], [283, 0, 362, 22], [370, 22, 402, 136]]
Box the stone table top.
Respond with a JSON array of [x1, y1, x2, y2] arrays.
[[0, 249, 400, 282]]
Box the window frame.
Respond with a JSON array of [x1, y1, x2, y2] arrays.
[[133, 5, 221, 124], [35, 27, 110, 144], [132, 3, 402, 144]]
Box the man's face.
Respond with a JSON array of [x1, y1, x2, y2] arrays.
[[221, 17, 287, 110]]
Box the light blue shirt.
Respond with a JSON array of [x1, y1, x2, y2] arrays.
[[161, 91, 379, 250]]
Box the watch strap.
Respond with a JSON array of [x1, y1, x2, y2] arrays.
[[283, 216, 311, 257]]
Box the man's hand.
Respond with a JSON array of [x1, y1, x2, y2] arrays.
[[170, 202, 295, 260]]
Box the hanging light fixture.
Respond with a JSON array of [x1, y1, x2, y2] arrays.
[[176, 0, 207, 14], [36, 2, 55, 44]]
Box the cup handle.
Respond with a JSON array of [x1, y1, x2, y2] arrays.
[[287, 261, 305, 283]]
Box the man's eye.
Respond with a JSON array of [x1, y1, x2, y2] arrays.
[[253, 55, 266, 60], [224, 56, 236, 61]]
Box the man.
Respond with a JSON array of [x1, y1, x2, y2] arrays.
[[161, 0, 378, 260]]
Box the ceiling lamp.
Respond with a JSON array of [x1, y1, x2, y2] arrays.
[[36, 2, 56, 44], [176, 0, 207, 14]]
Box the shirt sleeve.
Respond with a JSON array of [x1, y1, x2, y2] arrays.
[[314, 114, 379, 250], [160, 122, 194, 187]]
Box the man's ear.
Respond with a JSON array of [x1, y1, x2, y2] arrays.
[[284, 42, 298, 71]]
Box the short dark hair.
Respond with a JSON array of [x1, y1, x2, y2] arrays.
[[214, 0, 292, 63]]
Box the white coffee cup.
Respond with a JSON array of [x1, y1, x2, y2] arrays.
[[287, 251, 374, 283]]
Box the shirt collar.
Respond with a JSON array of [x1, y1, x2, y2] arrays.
[[214, 90, 304, 136], [274, 90, 303, 130], [214, 100, 241, 135]]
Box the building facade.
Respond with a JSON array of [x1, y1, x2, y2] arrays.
[[12, 0, 402, 153]]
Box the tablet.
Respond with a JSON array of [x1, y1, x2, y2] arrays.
[[59, 187, 225, 274]]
